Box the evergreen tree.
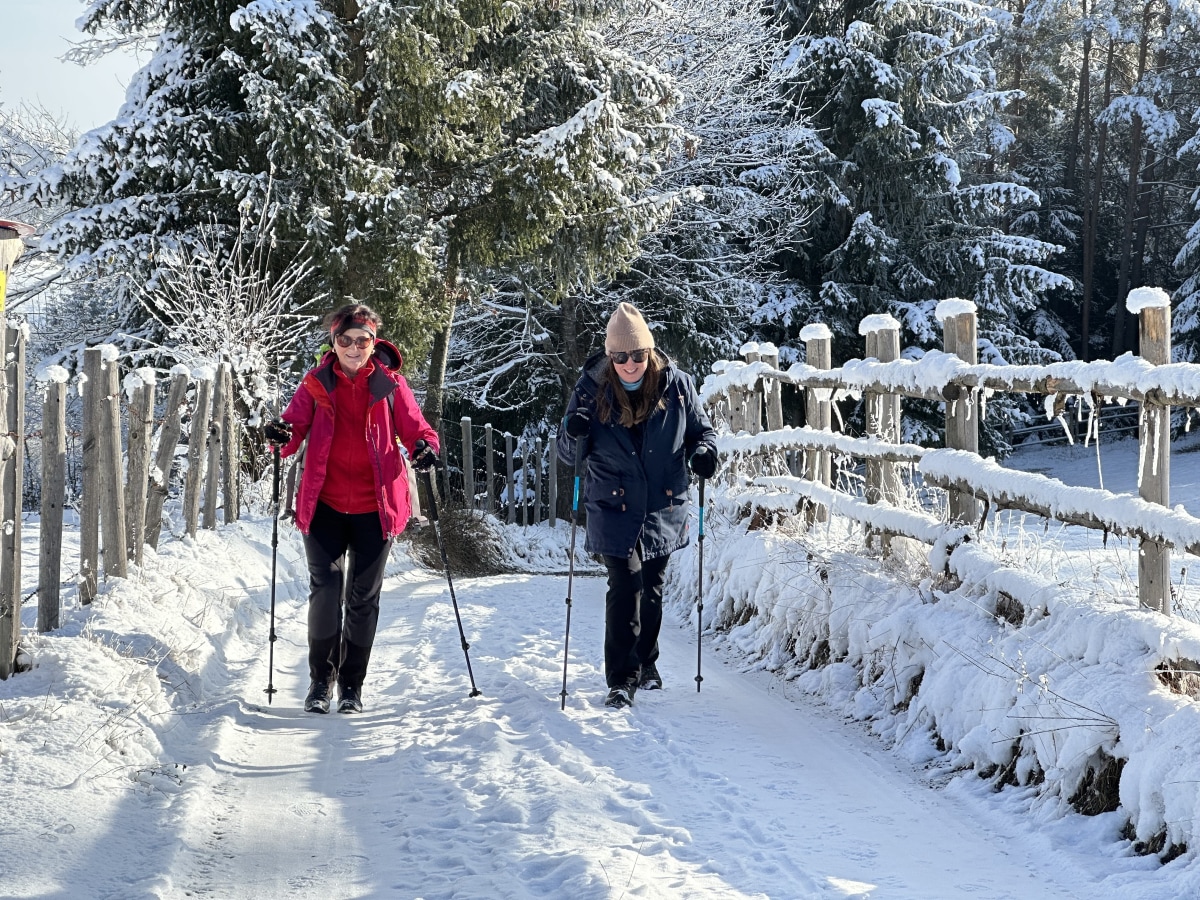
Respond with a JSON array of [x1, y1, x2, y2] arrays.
[[13, 0, 675, 419], [776, 0, 1069, 374], [446, 0, 828, 426]]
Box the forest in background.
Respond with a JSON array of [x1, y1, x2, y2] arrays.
[[2, 0, 1200, 452]]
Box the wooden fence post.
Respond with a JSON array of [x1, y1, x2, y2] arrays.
[[461, 417, 474, 510], [1131, 287, 1173, 613], [801, 324, 833, 523], [99, 349, 128, 576], [203, 365, 227, 530], [505, 432, 515, 524], [125, 368, 155, 564], [146, 369, 190, 549], [940, 300, 979, 525], [39, 375, 67, 633], [484, 423, 495, 514], [221, 363, 238, 524], [548, 437, 558, 528], [742, 342, 763, 435], [521, 440, 530, 526], [80, 348, 102, 604], [0, 325, 24, 676], [183, 370, 213, 538], [534, 436, 543, 524]]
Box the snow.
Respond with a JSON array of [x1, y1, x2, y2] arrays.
[[1126, 286, 1171, 314], [858, 313, 900, 335], [3, 437, 1200, 897], [799, 323, 832, 342], [935, 298, 977, 320]]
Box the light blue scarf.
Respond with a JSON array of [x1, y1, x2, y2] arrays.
[[620, 376, 644, 391]]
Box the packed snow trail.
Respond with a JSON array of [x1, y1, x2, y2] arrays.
[[145, 561, 1107, 900]]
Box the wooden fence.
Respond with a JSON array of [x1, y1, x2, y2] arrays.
[[701, 293, 1200, 618], [431, 419, 565, 527], [1, 344, 241, 679]]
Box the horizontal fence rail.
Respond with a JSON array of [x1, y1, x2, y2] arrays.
[[702, 293, 1199, 616]]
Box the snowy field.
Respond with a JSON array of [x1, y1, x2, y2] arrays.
[[1, 434, 1199, 898]]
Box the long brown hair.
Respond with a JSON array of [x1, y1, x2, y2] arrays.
[[597, 352, 665, 428]]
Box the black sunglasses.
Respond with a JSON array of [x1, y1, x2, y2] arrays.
[[335, 334, 374, 349], [609, 349, 649, 364]]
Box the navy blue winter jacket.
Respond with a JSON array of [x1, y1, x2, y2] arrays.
[[556, 350, 717, 561]]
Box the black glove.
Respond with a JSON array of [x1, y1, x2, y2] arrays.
[[689, 446, 717, 479], [264, 418, 292, 445], [565, 407, 591, 439], [412, 440, 438, 473]]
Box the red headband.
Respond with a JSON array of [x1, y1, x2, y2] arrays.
[[332, 315, 377, 337]]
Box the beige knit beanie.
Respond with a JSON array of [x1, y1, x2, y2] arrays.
[[605, 302, 655, 354]]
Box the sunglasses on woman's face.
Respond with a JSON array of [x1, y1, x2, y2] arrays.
[[610, 349, 649, 365], [335, 334, 374, 349]]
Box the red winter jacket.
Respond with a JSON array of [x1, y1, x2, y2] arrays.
[[278, 339, 439, 538]]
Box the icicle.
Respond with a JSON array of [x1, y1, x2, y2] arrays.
[[1055, 414, 1074, 445]]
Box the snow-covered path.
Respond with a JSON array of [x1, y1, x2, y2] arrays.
[[141, 563, 1103, 900]]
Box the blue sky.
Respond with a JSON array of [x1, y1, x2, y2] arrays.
[[0, 0, 141, 131]]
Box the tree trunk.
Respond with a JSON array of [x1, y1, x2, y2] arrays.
[[423, 301, 453, 433], [1113, 2, 1168, 358], [1064, 0, 1091, 195], [1080, 37, 1114, 362]]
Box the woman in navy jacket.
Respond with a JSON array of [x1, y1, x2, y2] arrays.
[[557, 303, 718, 708]]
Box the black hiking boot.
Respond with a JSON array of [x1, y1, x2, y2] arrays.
[[304, 679, 332, 714], [337, 684, 363, 714], [604, 685, 635, 709], [638, 663, 662, 691]]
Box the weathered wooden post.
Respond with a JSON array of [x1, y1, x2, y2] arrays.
[[505, 432, 516, 524], [221, 363, 238, 524], [203, 364, 227, 530], [484, 423, 495, 514], [0, 222, 30, 676], [80, 348, 103, 604], [939, 299, 980, 525], [0, 325, 26, 670], [801, 324, 833, 523], [1129, 287, 1173, 614], [548, 437, 558, 528], [124, 367, 156, 564], [146, 368, 190, 549], [183, 368, 214, 538], [461, 417, 474, 510], [533, 436, 543, 524], [741, 342, 763, 435], [98, 348, 129, 575], [861, 315, 901, 503], [38, 368, 68, 633]]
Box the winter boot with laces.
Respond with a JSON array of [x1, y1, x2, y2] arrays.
[[337, 684, 363, 714], [604, 684, 636, 709], [638, 662, 663, 691], [304, 678, 332, 714]]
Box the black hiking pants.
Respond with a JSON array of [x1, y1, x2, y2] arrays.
[[304, 502, 392, 690], [601, 546, 670, 689]]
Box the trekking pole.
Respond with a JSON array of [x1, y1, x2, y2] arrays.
[[265, 443, 281, 704], [419, 465, 482, 698], [695, 477, 706, 693], [560, 437, 587, 710]]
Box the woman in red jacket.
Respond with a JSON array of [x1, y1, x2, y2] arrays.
[[265, 303, 439, 714]]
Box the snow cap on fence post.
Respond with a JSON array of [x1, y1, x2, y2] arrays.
[[857, 313, 901, 335], [934, 298, 977, 322], [1126, 286, 1170, 314]]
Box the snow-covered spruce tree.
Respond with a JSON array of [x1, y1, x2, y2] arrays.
[[445, 0, 829, 429], [15, 0, 675, 428], [775, 0, 1070, 447]]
